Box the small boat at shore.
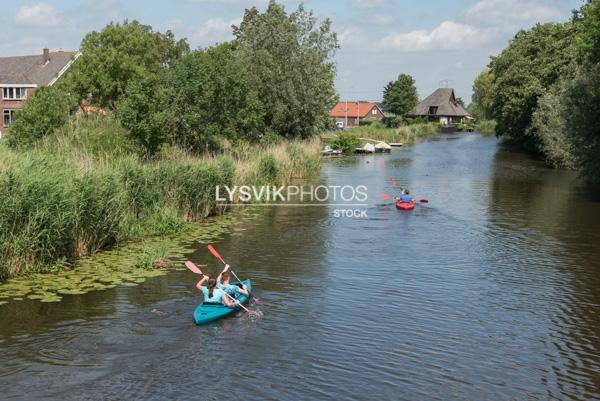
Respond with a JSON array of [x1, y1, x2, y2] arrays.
[[374, 142, 392, 153], [321, 145, 343, 157], [395, 201, 415, 210], [194, 279, 252, 325], [355, 143, 376, 154], [389, 143, 404, 147]]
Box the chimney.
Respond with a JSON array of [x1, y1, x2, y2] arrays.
[[43, 48, 50, 64]]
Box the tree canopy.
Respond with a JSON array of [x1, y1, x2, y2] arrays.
[[69, 20, 189, 109], [233, 2, 339, 139], [488, 22, 578, 151], [469, 70, 494, 120], [382, 74, 418, 116]]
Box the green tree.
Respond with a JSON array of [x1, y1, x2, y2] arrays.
[[531, 83, 575, 168], [469, 70, 494, 120], [382, 74, 418, 116], [6, 86, 76, 148], [578, 0, 600, 63], [562, 63, 600, 184], [165, 43, 266, 151], [70, 20, 188, 109], [489, 22, 578, 151], [233, 2, 338, 139], [117, 76, 171, 156]]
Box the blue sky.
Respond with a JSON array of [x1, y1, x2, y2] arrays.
[[1, 0, 583, 102]]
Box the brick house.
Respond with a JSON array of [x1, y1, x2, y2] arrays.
[[0, 48, 80, 137], [329, 101, 385, 129]]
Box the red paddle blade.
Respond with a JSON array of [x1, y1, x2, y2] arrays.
[[419, 199, 429, 203], [207, 244, 226, 264], [381, 194, 394, 201], [390, 178, 399, 187], [185, 261, 203, 275]]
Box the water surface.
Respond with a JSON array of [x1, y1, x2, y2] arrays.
[[1, 134, 599, 400]]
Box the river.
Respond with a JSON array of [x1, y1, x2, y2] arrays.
[[1, 134, 599, 400]]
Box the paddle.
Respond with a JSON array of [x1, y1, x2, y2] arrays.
[[185, 260, 257, 315], [381, 194, 429, 203], [206, 245, 261, 317], [207, 245, 245, 287], [387, 178, 429, 203]]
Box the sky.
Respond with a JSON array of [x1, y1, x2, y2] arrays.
[[1, 0, 584, 103]]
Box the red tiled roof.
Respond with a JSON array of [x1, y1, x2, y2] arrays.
[[330, 102, 379, 118]]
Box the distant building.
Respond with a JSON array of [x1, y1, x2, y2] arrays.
[[375, 102, 395, 118], [406, 88, 470, 125], [329, 101, 385, 129], [0, 48, 80, 136]]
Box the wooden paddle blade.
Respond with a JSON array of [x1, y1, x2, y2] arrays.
[[419, 199, 429, 203], [207, 244, 226, 264], [381, 194, 394, 201], [185, 261, 203, 275]]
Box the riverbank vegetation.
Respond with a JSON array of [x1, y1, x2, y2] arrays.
[[327, 122, 439, 153], [0, 116, 320, 280], [471, 0, 600, 183], [0, 2, 330, 281]]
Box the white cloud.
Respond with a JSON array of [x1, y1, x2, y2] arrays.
[[382, 21, 488, 52], [462, 0, 564, 27], [163, 17, 242, 48], [15, 3, 69, 28]]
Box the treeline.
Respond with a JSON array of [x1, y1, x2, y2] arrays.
[[470, 0, 600, 184], [6, 2, 338, 155]]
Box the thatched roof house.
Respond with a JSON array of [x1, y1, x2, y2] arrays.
[[407, 88, 470, 125]]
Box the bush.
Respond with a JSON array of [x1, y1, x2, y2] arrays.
[[562, 63, 600, 184], [382, 116, 403, 128], [6, 86, 76, 149], [532, 88, 575, 168], [330, 133, 361, 153]]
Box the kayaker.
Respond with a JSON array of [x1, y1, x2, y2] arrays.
[[196, 275, 240, 307], [217, 264, 249, 297], [398, 189, 413, 203]]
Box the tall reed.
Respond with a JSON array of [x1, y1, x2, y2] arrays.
[[0, 118, 320, 280]]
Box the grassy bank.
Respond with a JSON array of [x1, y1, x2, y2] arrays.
[[327, 123, 439, 152], [348, 123, 439, 144], [0, 116, 320, 280], [475, 120, 496, 135]]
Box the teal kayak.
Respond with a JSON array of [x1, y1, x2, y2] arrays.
[[193, 279, 252, 325]]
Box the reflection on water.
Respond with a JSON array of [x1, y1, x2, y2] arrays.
[[1, 134, 599, 401]]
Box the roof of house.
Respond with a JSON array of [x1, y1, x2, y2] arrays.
[[407, 88, 469, 117], [0, 50, 79, 86], [330, 102, 381, 118]]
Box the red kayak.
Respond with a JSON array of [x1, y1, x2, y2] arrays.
[[395, 201, 415, 210]]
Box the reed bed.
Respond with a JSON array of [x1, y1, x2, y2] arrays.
[[0, 118, 320, 279]]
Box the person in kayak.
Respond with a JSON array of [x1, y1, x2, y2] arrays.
[[398, 189, 414, 203], [196, 274, 240, 307], [217, 264, 249, 297]]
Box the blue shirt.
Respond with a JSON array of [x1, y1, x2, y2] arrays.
[[217, 280, 240, 295], [399, 194, 413, 203], [201, 287, 226, 304]]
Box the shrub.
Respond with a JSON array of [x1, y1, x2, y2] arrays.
[[6, 86, 76, 149], [330, 133, 361, 153]]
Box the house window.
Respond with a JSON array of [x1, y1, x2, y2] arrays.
[[2, 87, 27, 100], [428, 106, 438, 115], [371, 109, 377, 115], [3, 110, 17, 127]]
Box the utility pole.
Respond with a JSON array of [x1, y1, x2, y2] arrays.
[[345, 100, 348, 130]]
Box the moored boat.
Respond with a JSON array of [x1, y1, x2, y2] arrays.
[[194, 279, 252, 325]]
